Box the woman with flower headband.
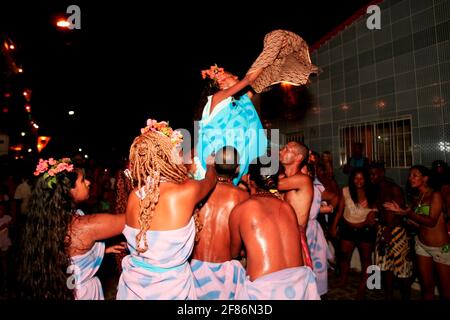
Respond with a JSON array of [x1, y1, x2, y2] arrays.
[[193, 65, 268, 186], [17, 158, 126, 300], [116, 119, 217, 300]]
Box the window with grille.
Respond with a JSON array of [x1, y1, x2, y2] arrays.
[[285, 131, 304, 144], [339, 117, 413, 168]]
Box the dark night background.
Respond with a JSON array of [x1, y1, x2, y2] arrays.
[[0, 0, 373, 165]]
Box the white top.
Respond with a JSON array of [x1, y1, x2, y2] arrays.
[[342, 187, 376, 224], [14, 181, 32, 214], [200, 95, 232, 125]]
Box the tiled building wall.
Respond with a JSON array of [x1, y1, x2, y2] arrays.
[[273, 0, 450, 186]]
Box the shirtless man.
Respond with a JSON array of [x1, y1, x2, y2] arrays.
[[278, 141, 314, 268], [191, 146, 249, 300], [369, 162, 413, 300], [229, 160, 320, 300]]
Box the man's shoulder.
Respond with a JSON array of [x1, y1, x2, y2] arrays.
[[233, 197, 260, 211], [215, 183, 248, 197], [284, 172, 311, 183]]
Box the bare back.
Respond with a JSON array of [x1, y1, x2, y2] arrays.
[[126, 182, 199, 231], [230, 195, 303, 281], [192, 183, 249, 262]]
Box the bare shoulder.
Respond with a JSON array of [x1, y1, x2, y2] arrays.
[[69, 214, 95, 237], [219, 184, 250, 202], [232, 197, 259, 213], [280, 200, 295, 211], [289, 173, 312, 184], [431, 190, 443, 201], [165, 179, 200, 197], [235, 186, 250, 202]]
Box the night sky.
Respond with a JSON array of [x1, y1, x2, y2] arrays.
[[0, 0, 373, 163]]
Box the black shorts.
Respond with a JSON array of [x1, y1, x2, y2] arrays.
[[339, 221, 376, 244]]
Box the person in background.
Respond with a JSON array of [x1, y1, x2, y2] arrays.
[[14, 173, 32, 218], [384, 165, 450, 300], [321, 151, 334, 178], [370, 162, 413, 300], [278, 141, 314, 269], [431, 160, 450, 215], [343, 142, 370, 175], [0, 201, 12, 294], [330, 168, 377, 299]]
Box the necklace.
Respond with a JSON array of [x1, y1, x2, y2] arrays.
[[254, 191, 275, 197], [414, 188, 430, 213], [254, 189, 282, 199], [217, 176, 232, 183], [417, 188, 431, 208]]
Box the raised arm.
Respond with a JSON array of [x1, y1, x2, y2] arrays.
[[186, 161, 217, 204], [81, 213, 126, 242], [278, 174, 311, 192], [278, 174, 313, 227], [213, 69, 263, 103]]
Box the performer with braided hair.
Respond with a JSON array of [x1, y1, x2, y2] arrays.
[[117, 119, 217, 300]]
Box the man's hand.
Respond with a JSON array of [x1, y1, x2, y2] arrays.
[[106, 242, 127, 254], [383, 201, 407, 215]]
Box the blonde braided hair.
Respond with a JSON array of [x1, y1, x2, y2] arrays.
[[130, 131, 201, 253]]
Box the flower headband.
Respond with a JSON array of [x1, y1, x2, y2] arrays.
[[140, 119, 183, 146], [201, 64, 225, 81], [34, 157, 74, 189]]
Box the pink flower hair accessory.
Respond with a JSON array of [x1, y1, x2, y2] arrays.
[[140, 119, 184, 146], [201, 64, 225, 82], [34, 157, 74, 189]]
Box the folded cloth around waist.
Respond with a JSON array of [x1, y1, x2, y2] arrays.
[[131, 256, 186, 273], [191, 259, 246, 300], [117, 255, 196, 300], [236, 266, 320, 300]]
